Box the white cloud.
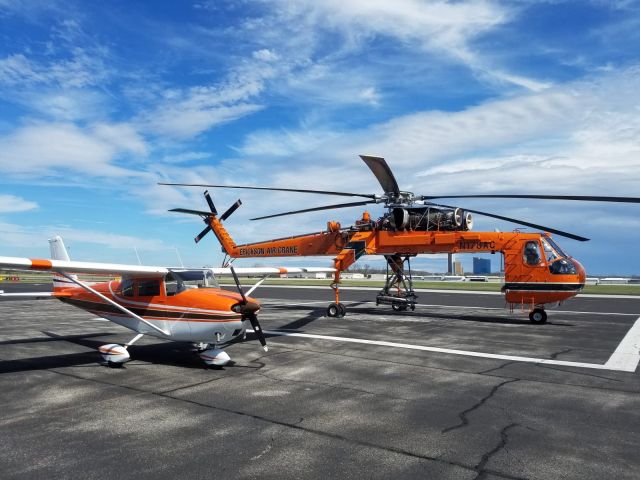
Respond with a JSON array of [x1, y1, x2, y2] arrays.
[[252, 49, 279, 62], [0, 50, 109, 89], [0, 194, 38, 213], [141, 81, 265, 139], [0, 122, 148, 178]]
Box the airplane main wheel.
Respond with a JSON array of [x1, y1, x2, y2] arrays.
[[392, 303, 407, 312], [327, 303, 340, 317], [529, 308, 547, 324]]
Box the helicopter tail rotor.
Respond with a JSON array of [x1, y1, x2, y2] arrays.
[[169, 191, 242, 243]]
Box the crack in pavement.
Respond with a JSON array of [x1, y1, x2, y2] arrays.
[[473, 423, 524, 480], [550, 348, 573, 359], [254, 370, 410, 402], [442, 379, 519, 433], [477, 361, 517, 375]]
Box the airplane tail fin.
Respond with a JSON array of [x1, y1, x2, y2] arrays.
[[49, 236, 77, 291]]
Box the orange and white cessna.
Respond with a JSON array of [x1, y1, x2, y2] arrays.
[[0, 236, 333, 366]]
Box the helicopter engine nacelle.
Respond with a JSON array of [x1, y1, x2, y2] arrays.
[[391, 208, 409, 230], [448, 208, 463, 228], [463, 212, 473, 231]]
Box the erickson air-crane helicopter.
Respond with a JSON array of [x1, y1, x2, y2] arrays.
[[162, 155, 640, 324]]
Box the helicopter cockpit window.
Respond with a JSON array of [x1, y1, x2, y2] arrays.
[[121, 278, 135, 297], [541, 238, 560, 263], [549, 258, 578, 275], [544, 236, 567, 258], [523, 241, 541, 266]]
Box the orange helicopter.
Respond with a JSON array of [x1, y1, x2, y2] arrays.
[[163, 155, 640, 324]]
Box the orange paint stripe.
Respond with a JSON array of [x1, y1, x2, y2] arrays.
[[30, 259, 52, 270], [278, 268, 287, 274]]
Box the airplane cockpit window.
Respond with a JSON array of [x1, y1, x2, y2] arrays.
[[138, 279, 160, 296], [523, 241, 541, 266], [165, 273, 179, 296], [166, 269, 219, 294], [121, 278, 135, 297]]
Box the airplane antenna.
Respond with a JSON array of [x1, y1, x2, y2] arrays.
[[133, 247, 142, 265], [174, 247, 185, 268]]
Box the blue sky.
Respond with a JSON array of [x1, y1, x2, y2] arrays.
[[1, 0, 639, 275]]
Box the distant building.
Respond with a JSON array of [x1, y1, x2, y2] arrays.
[[453, 260, 464, 275], [473, 257, 491, 274]]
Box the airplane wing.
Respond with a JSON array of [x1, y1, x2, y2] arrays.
[[0, 256, 168, 277], [211, 267, 335, 275]]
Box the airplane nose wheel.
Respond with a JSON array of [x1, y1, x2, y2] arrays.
[[327, 302, 346, 318], [529, 308, 547, 324]]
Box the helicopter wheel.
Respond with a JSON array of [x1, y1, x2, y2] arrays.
[[327, 303, 340, 317], [529, 308, 547, 325]]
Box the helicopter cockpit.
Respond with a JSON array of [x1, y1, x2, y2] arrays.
[[165, 269, 219, 296], [540, 236, 577, 275]]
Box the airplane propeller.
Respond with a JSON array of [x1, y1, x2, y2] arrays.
[[229, 266, 268, 351]]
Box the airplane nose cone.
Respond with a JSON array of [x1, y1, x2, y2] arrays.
[[243, 296, 261, 313]]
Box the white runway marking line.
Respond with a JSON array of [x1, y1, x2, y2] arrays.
[[262, 300, 637, 317], [246, 322, 640, 372], [605, 317, 640, 372]]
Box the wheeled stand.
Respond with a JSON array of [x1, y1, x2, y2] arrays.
[[376, 254, 418, 311]]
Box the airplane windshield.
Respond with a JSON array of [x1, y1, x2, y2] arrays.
[[165, 269, 219, 295]]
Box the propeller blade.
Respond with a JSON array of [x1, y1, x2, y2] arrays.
[[229, 266, 247, 303], [194, 225, 212, 244], [159, 182, 376, 199], [422, 194, 640, 203], [169, 208, 212, 216], [204, 190, 218, 215], [250, 200, 375, 221], [247, 313, 268, 351], [360, 155, 400, 196], [429, 202, 590, 242], [220, 199, 242, 221]]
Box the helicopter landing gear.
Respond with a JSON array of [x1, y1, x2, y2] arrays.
[[327, 270, 347, 318], [376, 254, 418, 311], [326, 302, 346, 318], [529, 307, 547, 324]]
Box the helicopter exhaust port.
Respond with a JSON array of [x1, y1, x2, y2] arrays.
[[463, 211, 473, 230]]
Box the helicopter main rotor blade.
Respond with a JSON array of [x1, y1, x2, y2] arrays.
[[429, 202, 590, 242], [251, 200, 376, 221], [159, 182, 376, 199], [422, 194, 640, 203], [359, 155, 400, 196]]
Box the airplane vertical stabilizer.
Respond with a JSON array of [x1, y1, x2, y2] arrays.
[[49, 236, 77, 291]]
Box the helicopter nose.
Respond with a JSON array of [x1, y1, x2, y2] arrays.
[[573, 259, 586, 284]]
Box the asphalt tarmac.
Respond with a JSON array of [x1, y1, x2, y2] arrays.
[[1, 283, 639, 479]]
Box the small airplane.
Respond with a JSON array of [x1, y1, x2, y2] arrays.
[[0, 236, 334, 367]]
